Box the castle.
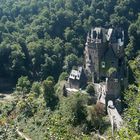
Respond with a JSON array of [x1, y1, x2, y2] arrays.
[[65, 27, 127, 131], [66, 27, 128, 104]]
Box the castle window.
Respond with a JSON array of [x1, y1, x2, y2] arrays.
[[101, 61, 105, 68], [118, 59, 122, 67], [112, 61, 114, 66], [93, 31, 97, 38]]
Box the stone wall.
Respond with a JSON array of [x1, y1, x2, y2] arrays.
[[106, 78, 121, 99]]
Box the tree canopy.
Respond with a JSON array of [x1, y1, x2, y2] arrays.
[[0, 0, 140, 139]]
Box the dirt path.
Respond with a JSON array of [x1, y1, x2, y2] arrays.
[[96, 134, 107, 140], [0, 93, 14, 102], [0, 91, 32, 140], [16, 128, 32, 140]]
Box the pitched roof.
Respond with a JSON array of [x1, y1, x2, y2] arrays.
[[69, 67, 83, 80], [106, 28, 113, 41], [102, 44, 118, 60]]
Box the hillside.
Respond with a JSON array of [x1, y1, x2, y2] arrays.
[[0, 0, 140, 139]]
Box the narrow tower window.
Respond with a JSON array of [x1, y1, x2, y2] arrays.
[[101, 61, 105, 68]]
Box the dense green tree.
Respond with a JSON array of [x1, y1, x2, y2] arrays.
[[42, 77, 58, 110], [0, 0, 140, 139], [58, 72, 68, 81], [59, 93, 88, 125], [63, 53, 80, 72], [0, 42, 11, 77], [86, 84, 95, 96], [16, 76, 31, 96], [31, 81, 42, 96], [64, 27, 75, 41], [0, 0, 138, 82], [9, 44, 26, 79]]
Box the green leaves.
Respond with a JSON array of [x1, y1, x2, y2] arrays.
[[42, 77, 58, 110], [16, 76, 31, 95], [63, 53, 80, 72], [59, 93, 88, 125], [9, 44, 26, 78]]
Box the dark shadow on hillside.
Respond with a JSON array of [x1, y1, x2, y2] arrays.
[[0, 94, 5, 98], [0, 78, 15, 94]]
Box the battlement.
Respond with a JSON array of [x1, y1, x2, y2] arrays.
[[86, 27, 124, 49], [65, 26, 127, 134], [66, 26, 127, 102], [85, 27, 126, 83]]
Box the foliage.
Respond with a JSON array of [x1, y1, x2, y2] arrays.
[[59, 93, 88, 126], [0, 0, 140, 139], [123, 85, 140, 135], [31, 81, 42, 96], [42, 77, 58, 110], [16, 76, 31, 95], [58, 72, 68, 81], [63, 53, 80, 72], [107, 67, 117, 77], [86, 83, 95, 96], [0, 0, 138, 82]]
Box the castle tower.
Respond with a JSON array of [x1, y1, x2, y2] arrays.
[[84, 27, 127, 98], [84, 27, 107, 82]]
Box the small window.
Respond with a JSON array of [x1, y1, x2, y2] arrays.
[[101, 61, 105, 68], [112, 61, 114, 66], [118, 59, 122, 67]]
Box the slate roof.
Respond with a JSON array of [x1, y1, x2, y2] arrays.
[[69, 67, 83, 80]]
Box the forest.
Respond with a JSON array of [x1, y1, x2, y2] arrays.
[[0, 0, 140, 139]]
